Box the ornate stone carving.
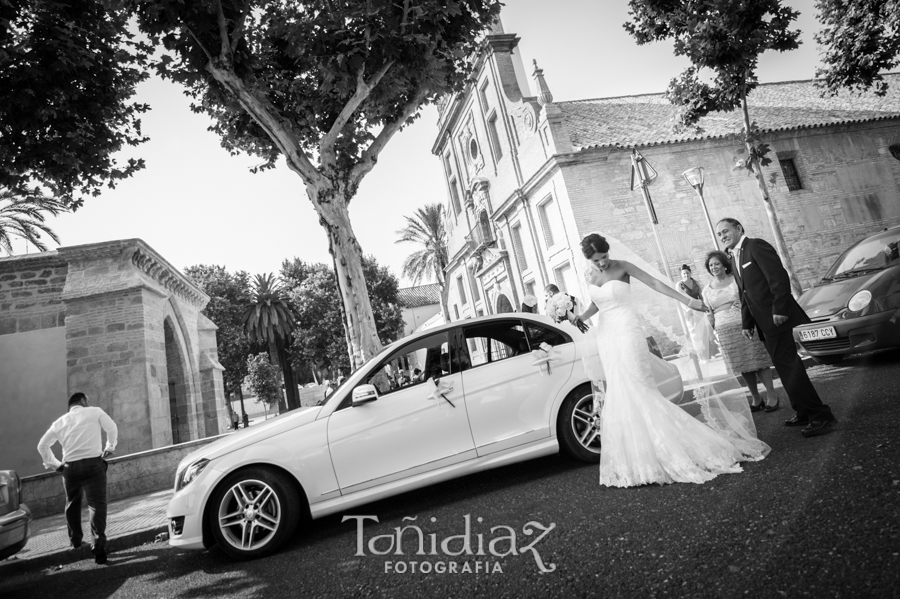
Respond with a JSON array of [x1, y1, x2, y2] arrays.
[[132, 247, 207, 308]]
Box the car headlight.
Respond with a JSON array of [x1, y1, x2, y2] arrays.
[[848, 290, 872, 312], [175, 459, 210, 492]]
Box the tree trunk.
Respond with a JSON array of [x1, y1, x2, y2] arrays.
[[311, 182, 383, 370], [277, 342, 300, 411], [740, 91, 803, 297], [266, 340, 289, 413]]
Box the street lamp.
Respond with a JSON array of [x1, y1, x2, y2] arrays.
[[682, 166, 719, 249]]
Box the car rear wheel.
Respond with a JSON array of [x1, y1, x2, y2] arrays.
[[208, 467, 300, 560], [812, 354, 844, 366], [557, 383, 604, 463]]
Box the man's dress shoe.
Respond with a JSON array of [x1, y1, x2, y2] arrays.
[[801, 420, 835, 438], [784, 415, 808, 427]]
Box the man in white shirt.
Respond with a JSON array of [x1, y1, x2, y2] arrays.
[[38, 392, 118, 564]]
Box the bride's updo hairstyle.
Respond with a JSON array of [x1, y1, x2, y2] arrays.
[[580, 233, 610, 259]]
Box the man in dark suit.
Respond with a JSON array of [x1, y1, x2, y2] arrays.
[[716, 218, 836, 437]]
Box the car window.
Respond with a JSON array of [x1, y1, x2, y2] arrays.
[[828, 230, 900, 277], [524, 321, 571, 348], [362, 332, 452, 397], [460, 320, 529, 369]]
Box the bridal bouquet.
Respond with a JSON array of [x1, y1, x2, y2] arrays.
[[546, 294, 589, 333]]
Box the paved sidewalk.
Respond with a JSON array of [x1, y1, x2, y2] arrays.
[[1, 488, 172, 572]]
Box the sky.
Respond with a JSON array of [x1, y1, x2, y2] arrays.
[[12, 0, 825, 287]]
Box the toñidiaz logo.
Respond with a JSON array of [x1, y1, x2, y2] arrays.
[[342, 514, 557, 574]]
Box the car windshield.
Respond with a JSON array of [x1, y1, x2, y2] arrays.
[[826, 230, 900, 279]]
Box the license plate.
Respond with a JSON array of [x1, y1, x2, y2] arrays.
[[799, 326, 837, 341]]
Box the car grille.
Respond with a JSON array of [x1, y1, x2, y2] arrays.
[[801, 338, 852, 352]]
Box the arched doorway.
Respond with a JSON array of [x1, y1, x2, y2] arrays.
[[164, 318, 190, 445], [496, 294, 514, 314]]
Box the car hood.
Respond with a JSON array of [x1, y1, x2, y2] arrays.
[[799, 270, 886, 318], [176, 407, 322, 469]]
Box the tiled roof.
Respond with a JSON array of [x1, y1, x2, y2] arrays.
[[558, 73, 900, 150], [397, 283, 442, 308]]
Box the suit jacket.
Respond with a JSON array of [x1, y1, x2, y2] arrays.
[[732, 237, 810, 339]]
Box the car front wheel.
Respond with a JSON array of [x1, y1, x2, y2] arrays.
[[557, 383, 604, 463], [208, 467, 301, 560]]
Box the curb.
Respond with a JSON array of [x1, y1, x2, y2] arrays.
[[0, 524, 168, 575]]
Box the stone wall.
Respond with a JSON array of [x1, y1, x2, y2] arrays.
[[20, 434, 224, 519], [0, 239, 227, 476]]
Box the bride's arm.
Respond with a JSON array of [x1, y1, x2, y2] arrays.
[[622, 261, 704, 310], [572, 302, 599, 322]]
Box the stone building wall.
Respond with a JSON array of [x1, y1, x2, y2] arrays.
[[0, 239, 226, 476]]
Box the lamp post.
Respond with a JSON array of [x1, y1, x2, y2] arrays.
[[682, 167, 719, 249], [631, 149, 703, 381]]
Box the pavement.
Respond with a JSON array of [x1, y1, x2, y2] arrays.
[[0, 355, 816, 575]]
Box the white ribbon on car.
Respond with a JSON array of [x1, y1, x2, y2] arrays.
[[425, 377, 456, 408], [531, 342, 562, 376]]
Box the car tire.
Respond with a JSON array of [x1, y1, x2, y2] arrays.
[[557, 383, 603, 463], [208, 467, 301, 560], [812, 354, 844, 366]]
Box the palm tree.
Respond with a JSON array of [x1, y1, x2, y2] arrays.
[[242, 273, 300, 412], [395, 203, 450, 321], [0, 188, 68, 255]]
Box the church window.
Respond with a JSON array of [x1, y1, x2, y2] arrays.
[[538, 196, 561, 247], [779, 158, 802, 191], [511, 223, 528, 270], [487, 113, 503, 161], [457, 275, 467, 305]]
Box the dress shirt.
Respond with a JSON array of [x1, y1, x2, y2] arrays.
[[731, 235, 748, 276], [37, 405, 118, 470]]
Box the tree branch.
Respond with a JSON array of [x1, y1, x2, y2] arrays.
[[349, 87, 428, 188], [214, 0, 231, 60], [183, 24, 215, 63], [230, 1, 252, 53], [205, 63, 322, 187], [319, 60, 394, 168]]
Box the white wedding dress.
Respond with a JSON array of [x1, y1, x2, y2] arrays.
[[587, 280, 770, 487]]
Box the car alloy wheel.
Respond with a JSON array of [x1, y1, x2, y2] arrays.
[[208, 467, 300, 559], [557, 383, 603, 463]]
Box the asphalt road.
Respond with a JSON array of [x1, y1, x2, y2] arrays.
[[3, 350, 899, 599]]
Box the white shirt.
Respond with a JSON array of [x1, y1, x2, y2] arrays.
[[37, 405, 118, 470], [732, 235, 748, 275]]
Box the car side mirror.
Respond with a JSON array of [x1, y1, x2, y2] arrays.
[[351, 384, 378, 407]]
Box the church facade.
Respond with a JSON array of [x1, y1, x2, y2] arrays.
[[0, 239, 226, 476], [433, 23, 900, 332]]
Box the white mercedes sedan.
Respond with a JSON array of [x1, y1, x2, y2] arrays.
[[167, 313, 682, 559]]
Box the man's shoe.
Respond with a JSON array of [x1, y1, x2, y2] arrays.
[[801, 420, 835, 438], [784, 415, 809, 427], [92, 546, 108, 565]]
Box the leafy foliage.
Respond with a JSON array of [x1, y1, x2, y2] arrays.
[[286, 256, 403, 380], [242, 272, 300, 410], [0, 0, 151, 205], [128, 0, 502, 186], [396, 203, 449, 286], [0, 188, 68, 253], [183, 264, 253, 396], [815, 0, 900, 96], [245, 353, 282, 408], [624, 0, 801, 128]]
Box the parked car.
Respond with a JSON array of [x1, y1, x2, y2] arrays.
[[794, 226, 900, 364], [167, 313, 683, 559], [0, 470, 32, 560]]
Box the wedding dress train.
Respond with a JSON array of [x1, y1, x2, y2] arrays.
[[587, 280, 770, 487]]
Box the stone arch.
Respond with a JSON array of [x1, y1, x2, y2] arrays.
[[164, 317, 190, 444], [496, 293, 514, 314], [159, 298, 201, 445]]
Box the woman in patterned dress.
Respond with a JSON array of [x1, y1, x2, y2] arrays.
[[701, 251, 780, 412]]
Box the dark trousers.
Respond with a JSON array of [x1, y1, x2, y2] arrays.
[[762, 329, 835, 423], [61, 457, 108, 549]]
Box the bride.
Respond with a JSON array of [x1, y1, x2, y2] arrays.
[[572, 233, 770, 487]]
